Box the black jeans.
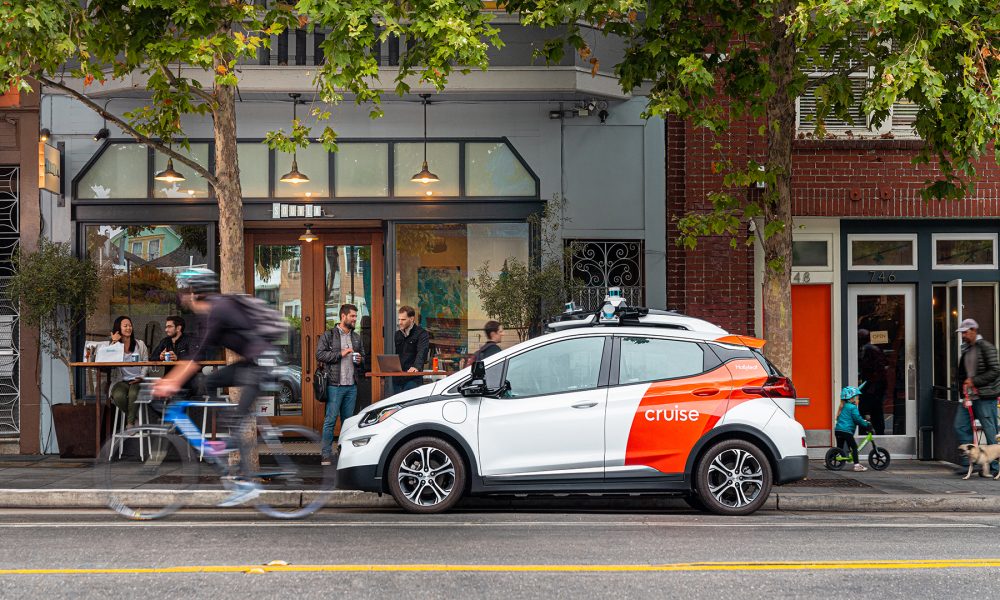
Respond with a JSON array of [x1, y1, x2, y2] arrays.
[[835, 431, 860, 463]]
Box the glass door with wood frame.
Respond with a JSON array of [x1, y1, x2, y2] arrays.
[[247, 230, 383, 431]]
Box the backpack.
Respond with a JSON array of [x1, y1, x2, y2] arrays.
[[231, 294, 289, 343]]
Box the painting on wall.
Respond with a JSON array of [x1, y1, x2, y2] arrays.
[[417, 266, 468, 364]]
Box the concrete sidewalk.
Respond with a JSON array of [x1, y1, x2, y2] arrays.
[[0, 456, 997, 512]]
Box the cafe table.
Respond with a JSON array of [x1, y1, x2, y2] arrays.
[[69, 360, 227, 458], [366, 370, 448, 401]]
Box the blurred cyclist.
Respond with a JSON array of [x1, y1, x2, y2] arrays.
[[153, 268, 276, 507]]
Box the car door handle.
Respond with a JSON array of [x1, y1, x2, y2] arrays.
[[571, 402, 599, 409], [692, 388, 720, 397]]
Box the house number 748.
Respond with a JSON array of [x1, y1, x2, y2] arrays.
[[868, 271, 897, 283]]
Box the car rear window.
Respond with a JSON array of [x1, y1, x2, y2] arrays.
[[750, 349, 784, 377]]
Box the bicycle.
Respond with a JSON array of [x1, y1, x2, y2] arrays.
[[824, 427, 891, 471], [95, 377, 335, 520]]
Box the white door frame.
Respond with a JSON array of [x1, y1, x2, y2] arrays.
[[847, 284, 917, 441]]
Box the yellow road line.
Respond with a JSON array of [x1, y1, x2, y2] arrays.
[[4, 559, 1000, 575]]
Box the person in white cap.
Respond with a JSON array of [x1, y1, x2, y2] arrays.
[[954, 318, 1000, 474]]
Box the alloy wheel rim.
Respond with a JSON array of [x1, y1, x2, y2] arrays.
[[397, 447, 456, 506], [706, 448, 764, 508]]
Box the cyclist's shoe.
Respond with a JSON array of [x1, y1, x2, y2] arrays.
[[853, 464, 868, 472], [216, 481, 261, 507], [203, 440, 232, 457]]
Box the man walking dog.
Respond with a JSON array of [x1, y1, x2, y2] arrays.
[[954, 318, 1000, 474]]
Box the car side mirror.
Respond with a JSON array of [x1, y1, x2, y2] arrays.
[[458, 378, 486, 398]]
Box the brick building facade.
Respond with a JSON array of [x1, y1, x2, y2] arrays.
[[667, 113, 1000, 462]]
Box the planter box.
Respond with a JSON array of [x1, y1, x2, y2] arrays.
[[52, 403, 97, 459]]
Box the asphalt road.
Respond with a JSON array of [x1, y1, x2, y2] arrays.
[[1, 507, 999, 599]]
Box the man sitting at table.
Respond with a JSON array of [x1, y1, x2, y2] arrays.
[[151, 315, 192, 369]]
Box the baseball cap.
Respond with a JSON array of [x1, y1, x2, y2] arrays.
[[957, 318, 979, 332]]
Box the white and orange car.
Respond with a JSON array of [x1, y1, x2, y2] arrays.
[[336, 293, 808, 516]]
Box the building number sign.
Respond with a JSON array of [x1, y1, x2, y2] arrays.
[[792, 272, 811, 283], [868, 271, 897, 283]]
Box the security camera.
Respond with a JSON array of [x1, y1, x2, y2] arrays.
[[585, 101, 597, 112]]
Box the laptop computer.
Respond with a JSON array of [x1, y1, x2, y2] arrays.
[[377, 354, 403, 372]]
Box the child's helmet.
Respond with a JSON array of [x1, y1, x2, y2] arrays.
[[840, 386, 863, 401]]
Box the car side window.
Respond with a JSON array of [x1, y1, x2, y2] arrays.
[[504, 336, 605, 398], [485, 361, 504, 389], [619, 337, 704, 384]]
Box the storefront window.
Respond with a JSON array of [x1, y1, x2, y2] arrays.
[[465, 142, 535, 197], [84, 224, 212, 359], [274, 145, 330, 198], [393, 143, 459, 197], [933, 234, 997, 269], [153, 144, 210, 198], [395, 222, 529, 373], [238, 143, 270, 197], [848, 235, 917, 269], [77, 144, 148, 199], [335, 143, 388, 197]]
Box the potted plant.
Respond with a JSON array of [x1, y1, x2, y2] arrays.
[[8, 240, 106, 457]]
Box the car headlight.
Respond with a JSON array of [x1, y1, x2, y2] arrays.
[[359, 404, 403, 428]]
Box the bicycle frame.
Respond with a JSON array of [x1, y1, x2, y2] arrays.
[[834, 431, 876, 462]]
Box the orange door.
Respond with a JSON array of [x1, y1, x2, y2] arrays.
[[791, 285, 833, 437]]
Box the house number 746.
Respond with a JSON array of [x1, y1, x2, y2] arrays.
[[868, 271, 897, 283]]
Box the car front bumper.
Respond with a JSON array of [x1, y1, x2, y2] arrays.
[[336, 463, 382, 493]]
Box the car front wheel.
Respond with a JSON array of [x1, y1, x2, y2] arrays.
[[694, 439, 773, 516], [387, 436, 466, 514]]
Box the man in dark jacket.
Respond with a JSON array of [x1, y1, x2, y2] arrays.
[[316, 304, 365, 465], [393, 305, 429, 395], [471, 320, 504, 364], [152, 315, 193, 367], [954, 318, 1000, 471]]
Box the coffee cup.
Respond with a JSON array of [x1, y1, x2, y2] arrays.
[[352, 352, 361, 364]]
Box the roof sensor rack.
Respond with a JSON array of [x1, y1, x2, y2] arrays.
[[545, 288, 729, 335]]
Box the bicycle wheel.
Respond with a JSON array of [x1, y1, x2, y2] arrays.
[[869, 447, 891, 471], [252, 425, 335, 519], [96, 428, 200, 520], [824, 447, 846, 470]]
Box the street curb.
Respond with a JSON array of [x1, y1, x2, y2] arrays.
[[0, 489, 396, 509], [774, 493, 1000, 513], [0, 489, 994, 512]]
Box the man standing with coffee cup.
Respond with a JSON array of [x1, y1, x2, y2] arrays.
[[316, 303, 365, 466]]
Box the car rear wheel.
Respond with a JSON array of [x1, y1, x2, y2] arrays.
[[694, 439, 773, 516], [387, 436, 466, 514]]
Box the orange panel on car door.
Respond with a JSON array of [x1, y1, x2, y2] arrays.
[[791, 284, 832, 431]]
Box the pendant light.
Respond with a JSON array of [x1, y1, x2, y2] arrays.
[[298, 223, 318, 243], [411, 93, 439, 184], [280, 93, 310, 184], [154, 138, 186, 183]]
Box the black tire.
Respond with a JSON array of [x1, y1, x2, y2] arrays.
[[869, 447, 891, 471], [694, 439, 773, 516], [96, 429, 199, 520], [254, 425, 336, 519], [387, 436, 466, 514], [825, 447, 846, 471], [683, 493, 708, 512]]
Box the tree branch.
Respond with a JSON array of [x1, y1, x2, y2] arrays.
[[158, 62, 217, 105], [38, 76, 217, 185]]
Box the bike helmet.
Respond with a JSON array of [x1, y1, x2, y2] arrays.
[[176, 267, 219, 296], [840, 385, 862, 401]]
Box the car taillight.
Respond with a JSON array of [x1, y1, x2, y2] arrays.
[[742, 376, 797, 399]]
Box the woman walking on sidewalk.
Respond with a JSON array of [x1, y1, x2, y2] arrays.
[[835, 386, 872, 472]]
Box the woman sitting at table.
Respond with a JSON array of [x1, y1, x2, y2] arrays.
[[109, 316, 149, 428]]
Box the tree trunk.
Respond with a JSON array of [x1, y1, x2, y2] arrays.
[[213, 83, 245, 295], [762, 6, 797, 377], [213, 64, 259, 471]]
